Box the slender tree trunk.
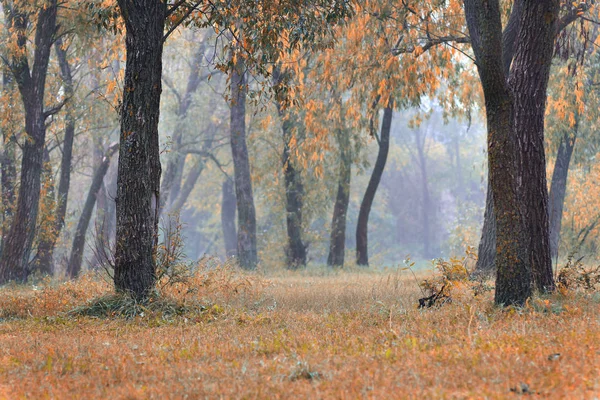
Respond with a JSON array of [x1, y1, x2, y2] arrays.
[[356, 103, 393, 266], [221, 177, 237, 258], [454, 132, 465, 198], [167, 125, 216, 214], [464, 0, 531, 305], [473, 180, 496, 277], [548, 130, 576, 261], [415, 128, 433, 258], [327, 128, 352, 268], [510, 0, 558, 293], [67, 144, 118, 278], [160, 41, 207, 214], [168, 158, 206, 214], [0, 3, 58, 283], [230, 53, 257, 270], [273, 68, 307, 268], [114, 0, 166, 298], [32, 38, 76, 273]]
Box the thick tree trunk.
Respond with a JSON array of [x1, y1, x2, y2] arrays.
[[32, 38, 76, 274], [114, 0, 165, 299], [221, 177, 237, 258], [274, 68, 307, 268], [472, 0, 522, 278], [464, 0, 531, 305], [472, 180, 496, 277], [230, 54, 257, 270], [0, 3, 58, 283], [509, 0, 558, 293], [327, 129, 352, 268], [356, 104, 393, 266], [67, 144, 118, 278], [548, 131, 576, 261]]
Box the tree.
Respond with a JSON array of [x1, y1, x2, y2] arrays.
[[67, 143, 118, 278], [160, 36, 209, 215], [273, 66, 307, 268], [327, 98, 352, 267], [472, 1, 593, 277], [113, 0, 166, 298], [464, 0, 560, 304], [356, 102, 392, 266], [31, 37, 76, 274], [229, 49, 257, 270], [0, 0, 59, 283]]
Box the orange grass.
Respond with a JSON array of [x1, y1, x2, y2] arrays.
[[0, 267, 599, 399]]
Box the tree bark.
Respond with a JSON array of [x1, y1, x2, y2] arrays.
[[548, 130, 576, 261], [221, 177, 237, 258], [356, 103, 393, 266], [509, 0, 558, 293], [32, 37, 76, 274], [472, 180, 496, 277], [273, 68, 307, 268], [229, 53, 257, 270], [67, 144, 118, 278], [464, 0, 531, 305], [0, 2, 58, 283], [114, 0, 165, 299], [327, 128, 352, 268]]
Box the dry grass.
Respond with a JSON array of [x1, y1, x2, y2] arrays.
[[0, 264, 599, 399]]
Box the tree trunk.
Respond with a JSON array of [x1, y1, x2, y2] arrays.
[[167, 123, 216, 214], [509, 0, 558, 293], [67, 144, 118, 278], [415, 127, 433, 259], [356, 103, 393, 266], [230, 53, 257, 270], [548, 130, 576, 261], [327, 128, 352, 268], [273, 68, 307, 269], [168, 157, 206, 214], [472, 0, 522, 279], [464, 0, 531, 305], [160, 41, 207, 214], [221, 177, 237, 258], [0, 3, 58, 283], [114, 0, 165, 299], [32, 37, 76, 274], [472, 180, 496, 277]]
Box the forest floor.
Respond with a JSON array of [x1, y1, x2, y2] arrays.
[[0, 263, 599, 399]]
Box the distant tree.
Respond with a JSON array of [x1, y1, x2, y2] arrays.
[[356, 102, 392, 266], [273, 66, 307, 269], [229, 47, 257, 270]]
